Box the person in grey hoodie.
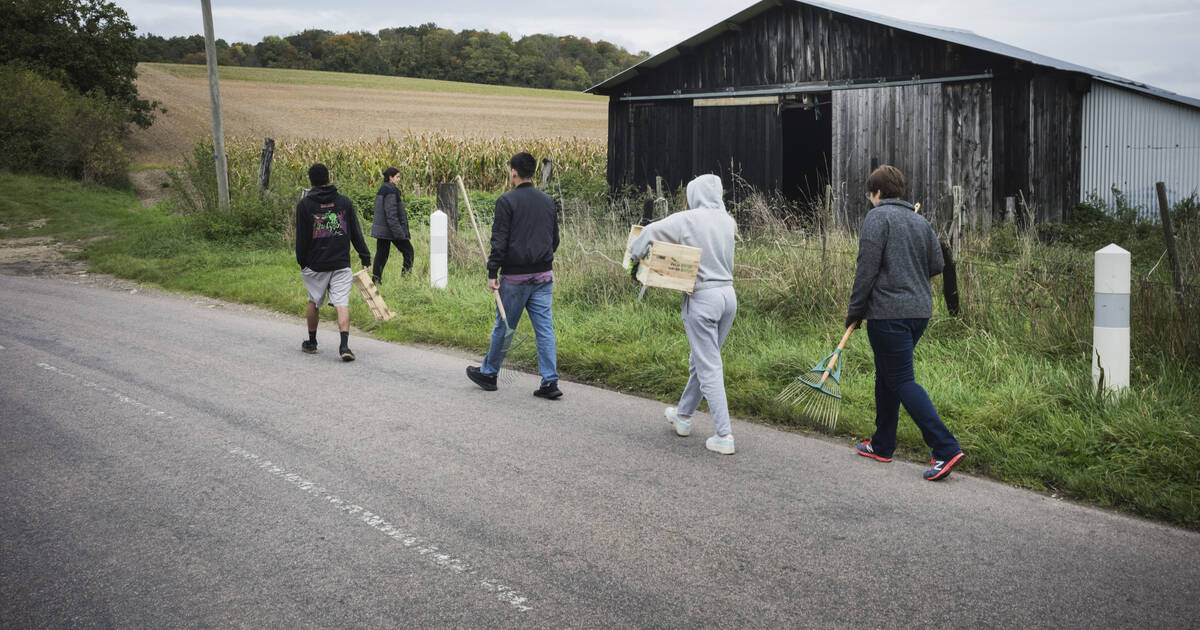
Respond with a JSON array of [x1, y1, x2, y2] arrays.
[[628, 174, 739, 455], [370, 166, 412, 284], [847, 165, 964, 481]]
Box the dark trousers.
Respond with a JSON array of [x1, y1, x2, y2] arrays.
[[372, 238, 413, 281], [866, 318, 961, 459]]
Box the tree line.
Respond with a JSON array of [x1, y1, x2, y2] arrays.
[[0, 0, 158, 185], [138, 23, 647, 91]]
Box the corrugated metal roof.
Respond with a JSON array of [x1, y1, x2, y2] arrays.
[[586, 0, 1200, 110]]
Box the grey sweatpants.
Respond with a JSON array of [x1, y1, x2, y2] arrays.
[[677, 286, 738, 437]]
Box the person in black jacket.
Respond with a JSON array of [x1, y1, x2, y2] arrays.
[[370, 166, 412, 284], [466, 152, 562, 399], [295, 163, 372, 361]]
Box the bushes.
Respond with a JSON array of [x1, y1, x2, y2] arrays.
[[0, 64, 130, 186], [1042, 191, 1198, 265]]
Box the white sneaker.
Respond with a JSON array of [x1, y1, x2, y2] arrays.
[[706, 433, 735, 455], [665, 407, 691, 436]]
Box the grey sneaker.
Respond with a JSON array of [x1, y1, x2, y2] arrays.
[[665, 407, 691, 436], [706, 433, 735, 455]]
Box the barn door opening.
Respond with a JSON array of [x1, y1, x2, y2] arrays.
[[781, 94, 832, 210]]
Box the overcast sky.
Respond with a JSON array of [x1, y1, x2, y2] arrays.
[[121, 0, 1200, 100]]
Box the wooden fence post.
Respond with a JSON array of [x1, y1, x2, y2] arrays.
[[654, 175, 668, 218], [951, 185, 964, 258], [1004, 196, 1016, 225], [821, 184, 832, 273], [1155, 182, 1185, 313], [257, 138, 274, 197], [436, 183, 458, 232]]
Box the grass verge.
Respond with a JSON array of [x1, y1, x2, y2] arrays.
[[4, 171, 1198, 529]]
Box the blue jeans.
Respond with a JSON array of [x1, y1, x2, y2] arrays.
[[481, 281, 558, 385], [866, 318, 960, 459]]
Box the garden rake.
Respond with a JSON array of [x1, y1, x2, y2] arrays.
[[774, 323, 858, 429], [457, 175, 528, 383]]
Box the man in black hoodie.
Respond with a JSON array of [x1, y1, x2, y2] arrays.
[[466, 152, 562, 398], [295, 163, 372, 361]]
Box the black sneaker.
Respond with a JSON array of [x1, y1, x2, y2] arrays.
[[339, 345, 356, 362], [466, 366, 497, 391], [534, 381, 563, 399], [924, 452, 965, 481], [301, 340, 318, 354]]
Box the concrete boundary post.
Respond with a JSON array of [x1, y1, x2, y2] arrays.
[[1093, 244, 1130, 394], [430, 209, 448, 289]]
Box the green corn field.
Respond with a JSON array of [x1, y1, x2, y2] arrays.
[[221, 132, 607, 196]]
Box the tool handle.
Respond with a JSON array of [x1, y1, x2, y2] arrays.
[[819, 322, 858, 382], [493, 289, 509, 325], [458, 175, 488, 264]]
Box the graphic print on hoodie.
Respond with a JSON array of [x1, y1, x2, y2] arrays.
[[313, 207, 346, 239]]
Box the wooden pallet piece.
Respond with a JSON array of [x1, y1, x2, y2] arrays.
[[352, 270, 396, 321], [625, 224, 702, 294]]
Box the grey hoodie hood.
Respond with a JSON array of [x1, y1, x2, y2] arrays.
[[629, 174, 736, 291], [686, 173, 725, 212]]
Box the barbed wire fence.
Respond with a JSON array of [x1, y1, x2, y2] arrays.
[[557, 188, 1197, 364]]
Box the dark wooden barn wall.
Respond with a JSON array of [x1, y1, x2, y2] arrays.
[[992, 71, 1084, 223], [831, 81, 992, 230], [604, 2, 1083, 224], [692, 104, 782, 192], [615, 4, 995, 94], [606, 99, 694, 192]]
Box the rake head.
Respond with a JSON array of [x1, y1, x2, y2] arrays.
[[493, 327, 530, 384], [773, 351, 844, 429]]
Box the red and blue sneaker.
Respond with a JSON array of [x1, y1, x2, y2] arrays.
[[855, 440, 892, 462], [924, 452, 965, 481]]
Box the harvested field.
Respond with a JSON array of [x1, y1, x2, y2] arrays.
[[129, 63, 608, 166]]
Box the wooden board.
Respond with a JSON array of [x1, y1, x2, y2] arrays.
[[624, 224, 644, 264], [352, 271, 396, 322], [639, 246, 702, 294], [626, 224, 703, 293]]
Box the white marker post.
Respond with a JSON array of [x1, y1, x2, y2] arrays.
[[1093, 244, 1130, 394], [430, 209, 448, 289]]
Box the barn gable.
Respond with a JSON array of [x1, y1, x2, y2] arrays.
[[590, 0, 1200, 227]]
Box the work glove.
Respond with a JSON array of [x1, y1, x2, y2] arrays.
[[629, 260, 640, 283], [844, 314, 863, 331]]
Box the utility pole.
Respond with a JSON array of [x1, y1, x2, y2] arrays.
[[200, 0, 230, 211]]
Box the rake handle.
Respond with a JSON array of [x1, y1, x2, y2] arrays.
[[818, 322, 858, 384], [458, 175, 488, 263], [458, 175, 512, 327]]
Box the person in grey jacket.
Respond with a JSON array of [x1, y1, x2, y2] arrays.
[[629, 173, 739, 455], [370, 167, 412, 284], [847, 165, 964, 481]]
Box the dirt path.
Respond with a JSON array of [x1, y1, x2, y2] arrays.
[[128, 169, 174, 207], [0, 171, 167, 281], [129, 64, 607, 166]]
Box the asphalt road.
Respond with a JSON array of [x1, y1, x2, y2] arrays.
[[1, 273, 1197, 629]]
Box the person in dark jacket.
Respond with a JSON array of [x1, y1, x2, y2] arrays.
[[370, 166, 412, 284], [466, 152, 562, 399], [296, 163, 372, 362], [847, 165, 964, 481]]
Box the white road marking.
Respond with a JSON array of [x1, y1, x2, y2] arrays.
[[33, 361, 531, 612], [37, 362, 175, 420], [229, 447, 533, 612]]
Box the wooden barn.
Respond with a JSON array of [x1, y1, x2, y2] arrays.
[[587, 0, 1200, 227]]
